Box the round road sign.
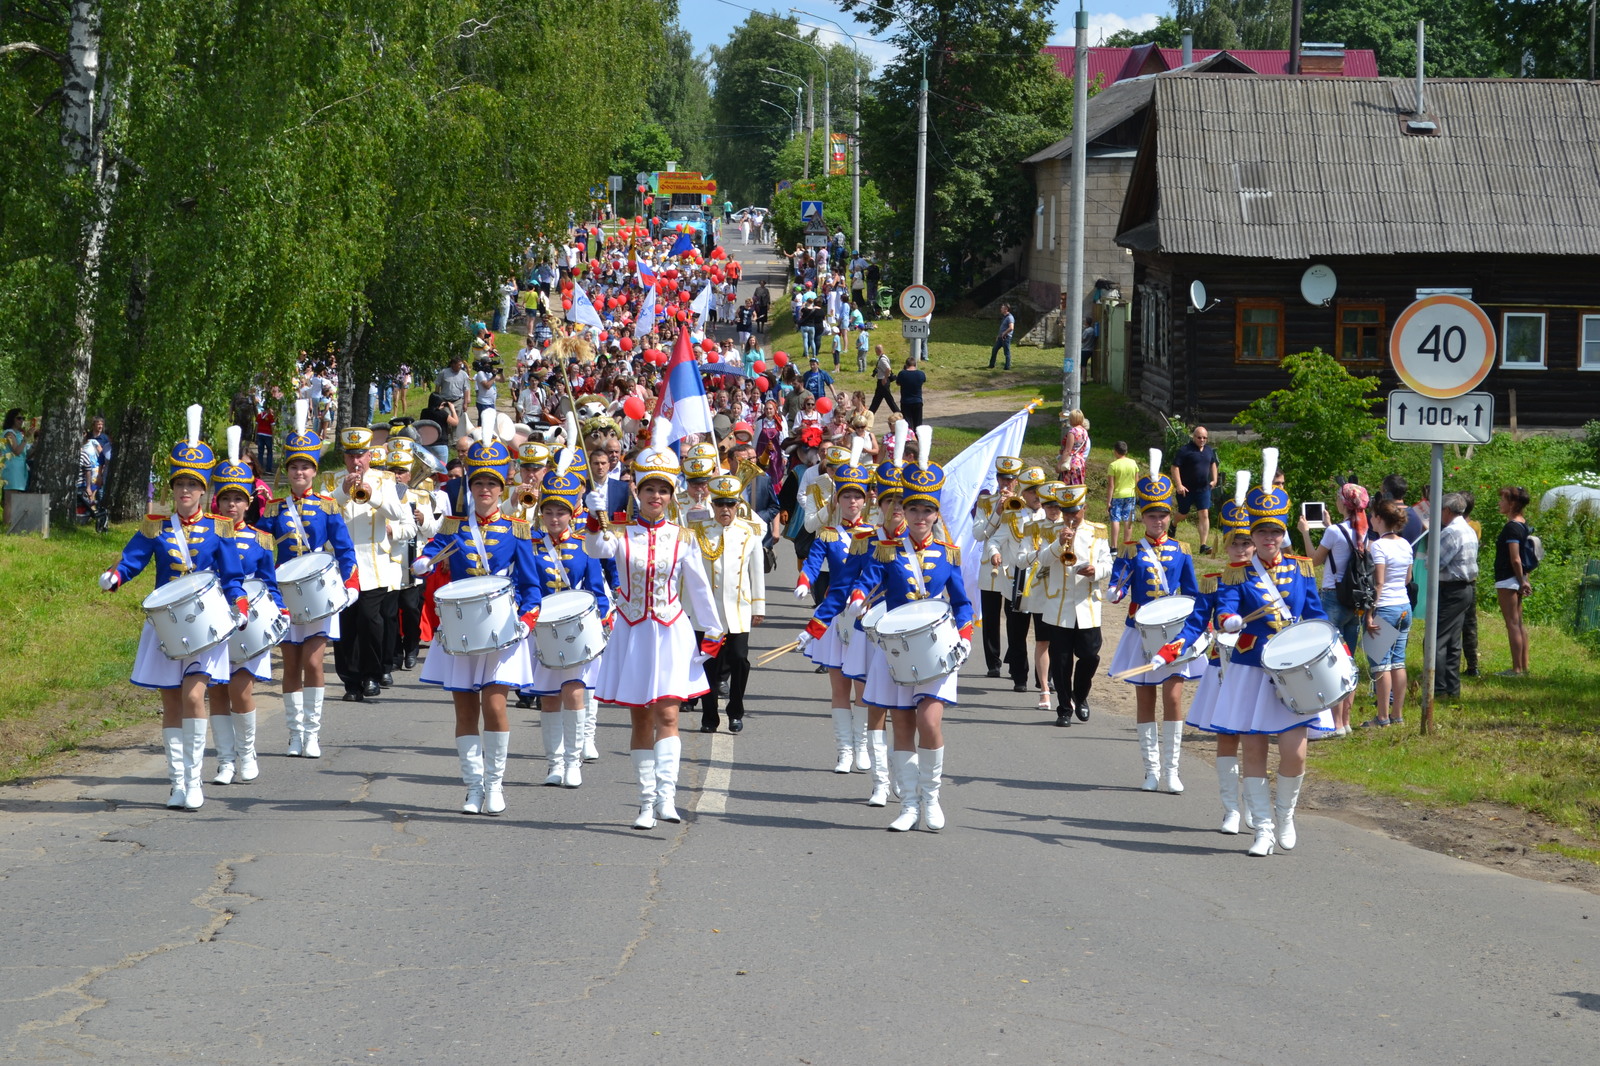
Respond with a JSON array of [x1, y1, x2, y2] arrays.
[[1389, 294, 1496, 399], [898, 284, 935, 319]]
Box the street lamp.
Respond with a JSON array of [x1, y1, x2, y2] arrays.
[[776, 30, 830, 180], [759, 98, 794, 132], [791, 7, 865, 251], [765, 65, 813, 179], [759, 79, 803, 136]]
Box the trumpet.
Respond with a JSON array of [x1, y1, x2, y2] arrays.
[[516, 485, 540, 509], [1004, 496, 1027, 512], [348, 478, 371, 504]]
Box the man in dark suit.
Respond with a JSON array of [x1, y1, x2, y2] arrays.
[[729, 440, 780, 564]]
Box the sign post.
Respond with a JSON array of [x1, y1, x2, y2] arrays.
[[897, 285, 935, 346], [1387, 294, 1496, 734]]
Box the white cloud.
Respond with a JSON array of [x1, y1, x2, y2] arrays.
[[1050, 12, 1162, 47]]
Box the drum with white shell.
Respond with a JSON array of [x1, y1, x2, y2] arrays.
[[873, 600, 961, 685], [1134, 594, 1196, 658], [230, 577, 288, 663], [276, 551, 348, 624], [532, 589, 606, 668], [142, 571, 232, 660], [434, 576, 523, 656], [1260, 619, 1358, 713]]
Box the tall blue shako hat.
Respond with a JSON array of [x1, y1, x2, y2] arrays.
[[874, 418, 910, 501], [1218, 469, 1254, 534], [1134, 447, 1175, 514], [463, 418, 514, 487], [212, 425, 255, 496], [1245, 447, 1291, 531], [539, 444, 586, 512], [832, 436, 873, 496], [282, 398, 322, 467], [168, 404, 216, 485], [900, 424, 945, 509]]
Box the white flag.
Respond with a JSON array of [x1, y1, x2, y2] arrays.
[[634, 285, 656, 339], [689, 280, 713, 322], [938, 403, 1036, 609], [566, 283, 604, 329]]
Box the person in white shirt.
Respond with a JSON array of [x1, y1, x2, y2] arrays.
[[1362, 497, 1415, 728]]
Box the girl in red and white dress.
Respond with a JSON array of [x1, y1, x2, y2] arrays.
[[585, 418, 724, 830]]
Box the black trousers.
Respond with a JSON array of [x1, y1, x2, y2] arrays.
[[869, 381, 900, 414], [396, 584, 423, 663], [335, 587, 392, 692], [811, 569, 831, 607], [1003, 596, 1033, 684], [1463, 599, 1479, 671], [1435, 580, 1476, 696], [1037, 620, 1103, 710], [980, 589, 1005, 672], [902, 401, 924, 429], [700, 632, 751, 729]]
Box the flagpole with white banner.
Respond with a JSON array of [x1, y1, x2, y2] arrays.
[[936, 400, 1041, 614], [634, 286, 657, 339], [566, 283, 604, 330]]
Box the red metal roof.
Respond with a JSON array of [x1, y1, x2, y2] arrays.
[[1042, 45, 1380, 85]]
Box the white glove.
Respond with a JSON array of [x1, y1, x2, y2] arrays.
[[794, 583, 811, 600], [846, 596, 868, 619], [953, 639, 972, 666], [585, 490, 605, 515], [797, 630, 815, 652], [98, 569, 120, 592], [1108, 586, 1127, 605], [1221, 614, 1243, 634], [411, 554, 433, 577], [1147, 654, 1168, 671]]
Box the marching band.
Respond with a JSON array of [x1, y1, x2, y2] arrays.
[[100, 401, 1346, 857]]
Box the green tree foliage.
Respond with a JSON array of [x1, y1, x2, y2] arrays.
[[1105, 16, 1186, 48], [612, 121, 681, 181], [1173, 1, 1292, 50], [766, 129, 892, 251], [648, 24, 712, 171], [1232, 348, 1383, 504], [844, 0, 1070, 298], [1303, 0, 1503, 77]]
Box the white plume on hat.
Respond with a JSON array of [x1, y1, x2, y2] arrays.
[[186, 404, 203, 449], [294, 398, 308, 436], [651, 415, 671, 455], [848, 436, 865, 469], [555, 444, 574, 479], [916, 424, 934, 471], [226, 425, 242, 465], [1148, 448, 1162, 479], [564, 411, 579, 448], [1260, 447, 1279, 493], [1235, 469, 1251, 507], [892, 419, 909, 467]]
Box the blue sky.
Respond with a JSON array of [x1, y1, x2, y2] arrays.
[[678, 0, 1165, 73]]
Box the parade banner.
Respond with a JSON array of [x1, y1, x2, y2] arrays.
[[829, 134, 848, 177], [657, 171, 717, 195]]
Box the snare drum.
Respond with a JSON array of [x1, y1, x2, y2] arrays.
[[434, 576, 522, 656], [1215, 630, 1240, 680], [143, 572, 233, 659], [533, 589, 606, 668], [861, 601, 888, 643], [230, 578, 289, 663], [1260, 620, 1358, 713], [276, 551, 348, 624], [1134, 594, 1196, 658], [873, 600, 961, 685]]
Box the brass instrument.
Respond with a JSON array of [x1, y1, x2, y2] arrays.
[[516, 485, 540, 509], [1004, 496, 1027, 512], [348, 478, 372, 504]]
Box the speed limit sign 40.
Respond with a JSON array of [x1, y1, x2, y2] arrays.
[[898, 284, 935, 319], [1389, 295, 1496, 399]]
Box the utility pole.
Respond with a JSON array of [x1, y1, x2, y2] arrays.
[[804, 74, 814, 180], [1063, 1, 1089, 415], [852, 62, 860, 250], [912, 55, 928, 364]]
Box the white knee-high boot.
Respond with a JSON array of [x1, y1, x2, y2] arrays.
[[887, 750, 921, 832], [163, 727, 186, 809], [631, 749, 657, 829], [283, 691, 305, 756], [560, 706, 583, 788], [1244, 777, 1276, 856], [582, 691, 600, 761], [851, 707, 871, 770], [456, 735, 484, 814], [1160, 720, 1185, 793], [482, 731, 510, 815], [866, 729, 891, 806], [302, 687, 324, 759], [234, 710, 259, 781], [540, 712, 565, 786], [1137, 721, 1160, 791], [829, 708, 854, 773], [917, 747, 946, 832], [182, 719, 208, 810], [1274, 773, 1305, 851], [211, 714, 237, 785], [655, 736, 683, 823], [1215, 756, 1243, 834]]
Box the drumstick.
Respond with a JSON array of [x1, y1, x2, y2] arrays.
[[753, 640, 800, 667], [1239, 602, 1287, 625], [1111, 662, 1162, 682]]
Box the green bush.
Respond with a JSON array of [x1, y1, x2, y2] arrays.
[[1232, 349, 1384, 504]]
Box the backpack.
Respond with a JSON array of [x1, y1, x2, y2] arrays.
[[1332, 524, 1378, 613], [1521, 526, 1544, 573]]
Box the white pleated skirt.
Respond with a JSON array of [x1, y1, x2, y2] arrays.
[[230, 649, 273, 683], [804, 617, 848, 670], [840, 620, 870, 680], [1206, 663, 1334, 736], [130, 620, 232, 690], [1184, 661, 1227, 732], [593, 617, 709, 708], [1106, 624, 1208, 686], [284, 612, 340, 645], [528, 653, 600, 695], [862, 640, 959, 711], [419, 635, 536, 693]]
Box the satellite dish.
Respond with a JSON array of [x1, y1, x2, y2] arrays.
[[1189, 280, 1208, 311], [1301, 264, 1337, 306]]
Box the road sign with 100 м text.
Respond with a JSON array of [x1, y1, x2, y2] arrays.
[[1385, 389, 1494, 444]]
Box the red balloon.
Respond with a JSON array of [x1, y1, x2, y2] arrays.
[[755, 377, 770, 393], [815, 397, 834, 414], [623, 396, 647, 421], [773, 351, 789, 367], [635, 214, 644, 222], [561, 280, 573, 292], [701, 339, 716, 352], [753, 360, 766, 374], [619, 337, 634, 352], [678, 291, 691, 303], [561, 298, 573, 311]]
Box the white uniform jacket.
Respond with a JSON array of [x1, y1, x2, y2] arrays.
[[330, 470, 414, 592], [686, 519, 766, 634], [584, 518, 724, 637], [1017, 521, 1112, 629], [983, 504, 1043, 600]]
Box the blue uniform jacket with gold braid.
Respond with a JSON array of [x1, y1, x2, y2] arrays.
[[528, 528, 610, 618], [259, 493, 358, 580], [113, 513, 248, 601], [806, 523, 896, 636], [848, 532, 975, 637], [801, 522, 872, 586], [1168, 569, 1225, 662], [228, 525, 285, 609], [1212, 556, 1326, 668], [1108, 535, 1199, 628], [418, 510, 543, 616]]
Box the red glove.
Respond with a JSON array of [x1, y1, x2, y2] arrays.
[[804, 617, 828, 639], [344, 573, 361, 590], [235, 596, 250, 617], [586, 513, 603, 533], [519, 608, 541, 630], [699, 636, 724, 657], [280, 607, 291, 616], [1154, 641, 1182, 665]]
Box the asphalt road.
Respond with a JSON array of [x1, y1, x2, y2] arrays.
[[2, 545, 1596, 1065]]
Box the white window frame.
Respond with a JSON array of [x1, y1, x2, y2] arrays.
[[1035, 198, 1044, 251], [1499, 311, 1547, 369], [1580, 314, 1600, 371], [1049, 195, 1057, 251]]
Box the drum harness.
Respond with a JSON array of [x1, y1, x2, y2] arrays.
[[169, 513, 195, 573], [1250, 555, 1291, 626], [466, 507, 507, 578]]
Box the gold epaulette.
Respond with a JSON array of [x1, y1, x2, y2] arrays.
[[820, 527, 841, 543], [943, 540, 962, 566], [510, 517, 532, 540], [1220, 563, 1249, 585], [441, 517, 461, 536], [1177, 540, 1192, 555], [208, 512, 230, 525], [1197, 572, 1220, 595], [252, 527, 275, 553], [849, 534, 872, 556], [1118, 542, 1138, 559], [874, 541, 898, 562], [140, 514, 164, 538], [318, 496, 340, 515], [1089, 522, 1107, 536], [1291, 554, 1315, 578], [263, 499, 282, 519]]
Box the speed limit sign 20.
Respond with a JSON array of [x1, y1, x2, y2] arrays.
[[898, 284, 935, 320], [1389, 295, 1496, 399]]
